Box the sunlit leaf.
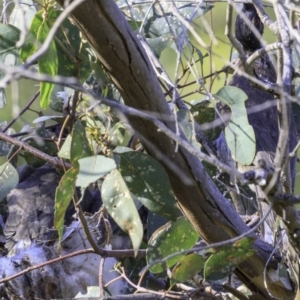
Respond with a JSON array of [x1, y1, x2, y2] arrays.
[[118, 151, 178, 220], [37, 17, 58, 109], [58, 134, 72, 160], [147, 217, 199, 273], [76, 155, 116, 188], [0, 163, 19, 202], [20, 10, 42, 61], [102, 169, 143, 256], [33, 115, 64, 123]]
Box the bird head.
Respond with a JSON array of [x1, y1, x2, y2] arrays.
[[235, 4, 264, 52]]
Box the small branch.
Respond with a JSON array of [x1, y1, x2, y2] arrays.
[[252, 0, 278, 34], [119, 267, 187, 299], [0, 131, 67, 169], [99, 257, 105, 298], [0, 63, 79, 89], [2, 90, 40, 133], [52, 293, 169, 300], [0, 247, 146, 284], [245, 42, 283, 69]]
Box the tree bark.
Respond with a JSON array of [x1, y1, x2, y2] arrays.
[[54, 0, 295, 298]]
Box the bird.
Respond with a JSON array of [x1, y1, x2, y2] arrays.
[[219, 3, 297, 243]]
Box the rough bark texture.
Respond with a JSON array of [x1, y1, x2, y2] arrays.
[[54, 0, 295, 298]]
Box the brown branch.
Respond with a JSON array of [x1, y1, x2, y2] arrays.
[[2, 90, 40, 133], [0, 247, 146, 284], [0, 131, 67, 168]]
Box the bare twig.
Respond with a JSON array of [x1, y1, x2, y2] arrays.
[[2, 90, 40, 133], [225, 1, 246, 63], [99, 257, 105, 298], [0, 247, 146, 284]]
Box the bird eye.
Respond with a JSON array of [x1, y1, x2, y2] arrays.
[[253, 16, 261, 29]]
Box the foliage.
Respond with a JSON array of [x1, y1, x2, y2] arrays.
[[0, 0, 299, 299]]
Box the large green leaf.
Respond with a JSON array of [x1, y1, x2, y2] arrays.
[[20, 10, 42, 61], [70, 120, 93, 164], [102, 169, 143, 256], [37, 17, 58, 109], [204, 237, 255, 282], [170, 253, 206, 288], [118, 151, 178, 220], [54, 167, 77, 245], [76, 155, 116, 188], [20, 6, 91, 109], [215, 86, 256, 165], [46, 9, 91, 81], [147, 217, 199, 273], [0, 163, 19, 202]]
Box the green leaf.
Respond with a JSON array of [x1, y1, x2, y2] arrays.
[[37, 19, 58, 109], [102, 169, 143, 256], [118, 151, 178, 220], [170, 253, 206, 288], [54, 167, 77, 246], [109, 122, 126, 146], [215, 86, 256, 165], [58, 134, 72, 160], [147, 217, 199, 273], [0, 163, 19, 202], [76, 155, 116, 188], [0, 24, 20, 54], [71, 120, 93, 164], [20, 10, 42, 61], [47, 9, 91, 81], [204, 237, 255, 282]]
